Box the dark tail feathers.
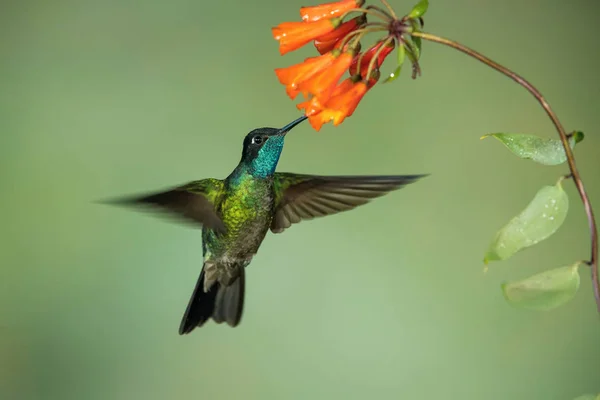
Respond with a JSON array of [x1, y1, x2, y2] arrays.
[[178, 265, 245, 335]]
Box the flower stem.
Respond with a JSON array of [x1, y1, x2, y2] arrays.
[[379, 0, 397, 20], [411, 30, 600, 313], [364, 22, 391, 29], [365, 36, 393, 84], [366, 5, 392, 20], [339, 7, 392, 22], [338, 27, 384, 52]]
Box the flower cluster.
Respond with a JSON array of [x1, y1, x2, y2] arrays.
[[272, 0, 428, 131]]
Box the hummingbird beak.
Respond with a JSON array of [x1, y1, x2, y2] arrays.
[[277, 115, 308, 136]]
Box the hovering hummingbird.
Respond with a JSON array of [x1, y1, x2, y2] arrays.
[[107, 115, 426, 335]]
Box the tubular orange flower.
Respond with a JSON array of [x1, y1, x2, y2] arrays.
[[296, 78, 354, 116], [307, 81, 368, 131], [272, 19, 341, 55], [349, 40, 395, 78], [275, 52, 337, 99], [328, 80, 368, 120], [297, 52, 354, 102], [300, 0, 365, 22], [296, 96, 324, 117], [271, 0, 427, 131], [314, 39, 337, 56], [313, 15, 365, 55]]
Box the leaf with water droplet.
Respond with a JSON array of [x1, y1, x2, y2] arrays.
[[484, 178, 569, 264], [384, 41, 405, 83], [481, 131, 584, 166], [502, 263, 581, 311], [408, 0, 429, 19]]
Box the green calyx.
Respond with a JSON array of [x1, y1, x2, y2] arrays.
[[330, 17, 343, 29]]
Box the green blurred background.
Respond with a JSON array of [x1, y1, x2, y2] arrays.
[[1, 0, 599, 399]]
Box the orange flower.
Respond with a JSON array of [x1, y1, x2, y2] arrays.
[[296, 96, 324, 117], [313, 15, 365, 55], [307, 80, 368, 131], [349, 40, 395, 78], [275, 52, 337, 99], [296, 78, 354, 116], [297, 52, 354, 103], [272, 19, 341, 55], [300, 0, 365, 22]]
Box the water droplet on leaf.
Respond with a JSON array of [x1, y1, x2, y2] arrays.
[[408, 0, 429, 19], [483, 179, 569, 263], [481, 131, 584, 166], [384, 41, 405, 83]]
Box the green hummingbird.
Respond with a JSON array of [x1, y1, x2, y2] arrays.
[[108, 115, 426, 335]]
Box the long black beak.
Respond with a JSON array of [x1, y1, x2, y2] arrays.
[[277, 115, 308, 136]]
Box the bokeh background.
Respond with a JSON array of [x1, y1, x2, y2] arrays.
[[1, 0, 599, 399]]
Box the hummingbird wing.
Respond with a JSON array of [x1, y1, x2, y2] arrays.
[[270, 173, 427, 233], [101, 178, 227, 233]]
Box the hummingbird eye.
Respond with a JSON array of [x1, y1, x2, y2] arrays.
[[251, 136, 263, 145]]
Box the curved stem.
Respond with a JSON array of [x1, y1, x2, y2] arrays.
[[365, 36, 393, 83], [339, 7, 391, 22], [366, 5, 392, 20], [411, 31, 600, 313], [338, 27, 383, 52], [379, 0, 397, 20], [364, 21, 391, 29]]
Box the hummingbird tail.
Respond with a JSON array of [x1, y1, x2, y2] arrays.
[[212, 268, 245, 327], [178, 263, 245, 335]]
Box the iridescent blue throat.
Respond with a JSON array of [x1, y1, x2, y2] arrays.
[[249, 135, 285, 178]]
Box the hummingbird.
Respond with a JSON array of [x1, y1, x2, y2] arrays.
[[107, 115, 426, 335]]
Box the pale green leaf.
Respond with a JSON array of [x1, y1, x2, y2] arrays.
[[502, 263, 581, 310], [406, 37, 420, 61], [481, 131, 584, 166], [404, 40, 419, 64], [408, 0, 429, 19], [484, 179, 569, 263], [413, 36, 422, 57], [384, 41, 405, 83], [408, 20, 423, 58]]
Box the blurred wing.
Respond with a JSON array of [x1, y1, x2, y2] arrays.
[[101, 178, 227, 233], [270, 173, 427, 233]]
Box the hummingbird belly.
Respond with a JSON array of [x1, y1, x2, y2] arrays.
[[205, 180, 275, 261]]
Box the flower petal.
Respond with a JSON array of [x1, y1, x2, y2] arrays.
[[300, 0, 364, 22], [298, 52, 354, 102], [315, 16, 364, 42], [331, 77, 355, 97], [313, 39, 339, 55], [275, 53, 335, 85], [305, 80, 368, 130], [272, 19, 339, 55], [275, 52, 337, 99], [313, 16, 364, 55], [308, 112, 333, 131], [296, 96, 324, 116], [286, 85, 301, 100], [327, 80, 368, 120]]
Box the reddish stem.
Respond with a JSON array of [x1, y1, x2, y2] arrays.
[[411, 31, 600, 312]]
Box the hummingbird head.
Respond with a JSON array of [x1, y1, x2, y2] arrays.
[[240, 115, 307, 178]]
